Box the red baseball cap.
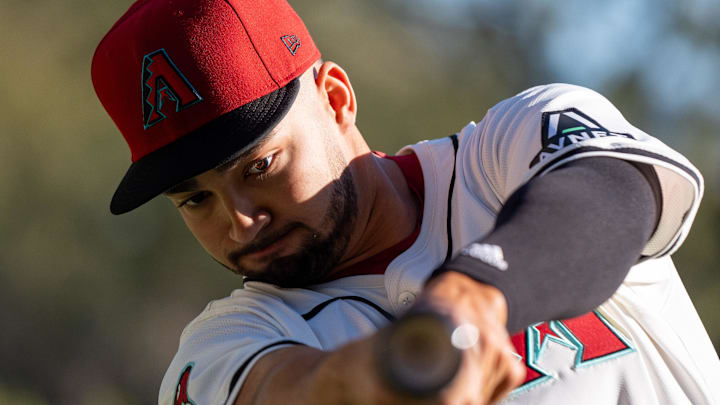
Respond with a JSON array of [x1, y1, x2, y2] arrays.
[[92, 0, 320, 214]]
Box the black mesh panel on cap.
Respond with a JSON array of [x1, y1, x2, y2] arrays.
[[110, 78, 299, 215]]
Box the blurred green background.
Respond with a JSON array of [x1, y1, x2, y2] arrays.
[[1, 0, 718, 403]]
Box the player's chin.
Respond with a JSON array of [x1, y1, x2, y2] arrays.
[[236, 257, 305, 287], [236, 251, 283, 273], [238, 248, 332, 287]]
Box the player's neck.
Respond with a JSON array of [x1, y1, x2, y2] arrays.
[[331, 150, 420, 274]]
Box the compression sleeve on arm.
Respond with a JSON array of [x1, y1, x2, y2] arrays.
[[433, 157, 659, 333]]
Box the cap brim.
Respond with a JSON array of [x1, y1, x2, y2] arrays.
[[110, 78, 300, 215]]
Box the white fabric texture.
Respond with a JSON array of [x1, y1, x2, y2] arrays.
[[158, 84, 719, 405]]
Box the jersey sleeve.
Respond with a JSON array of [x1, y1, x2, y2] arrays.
[[460, 83, 703, 258], [157, 292, 318, 405]]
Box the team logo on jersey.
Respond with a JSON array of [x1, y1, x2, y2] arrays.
[[529, 108, 634, 168], [509, 311, 634, 394], [281, 35, 301, 55], [141, 49, 203, 130], [174, 363, 196, 405]]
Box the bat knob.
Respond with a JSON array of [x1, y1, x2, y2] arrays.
[[376, 311, 463, 398]]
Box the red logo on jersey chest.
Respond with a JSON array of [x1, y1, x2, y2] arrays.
[[174, 363, 196, 405], [510, 311, 634, 391]]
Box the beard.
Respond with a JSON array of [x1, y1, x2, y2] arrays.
[[226, 167, 358, 288]]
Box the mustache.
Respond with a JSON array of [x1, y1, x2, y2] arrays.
[[227, 222, 308, 263]]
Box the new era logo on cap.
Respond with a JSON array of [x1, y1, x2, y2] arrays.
[[281, 35, 301, 55], [141, 49, 203, 130]]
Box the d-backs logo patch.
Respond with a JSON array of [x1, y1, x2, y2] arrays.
[[509, 310, 635, 394], [529, 108, 634, 168], [281, 35, 301, 55], [174, 363, 196, 405], [142, 49, 202, 130]]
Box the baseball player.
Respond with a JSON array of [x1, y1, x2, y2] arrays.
[[91, 0, 720, 404]]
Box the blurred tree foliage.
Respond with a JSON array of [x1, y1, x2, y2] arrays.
[[0, 0, 717, 403]]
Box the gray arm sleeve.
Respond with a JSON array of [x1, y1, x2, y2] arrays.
[[433, 157, 659, 333]]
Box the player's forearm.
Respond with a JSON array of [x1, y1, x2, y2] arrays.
[[235, 345, 339, 404], [435, 157, 659, 333], [234, 336, 388, 405]]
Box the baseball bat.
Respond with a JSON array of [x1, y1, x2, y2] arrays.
[[375, 310, 464, 398]]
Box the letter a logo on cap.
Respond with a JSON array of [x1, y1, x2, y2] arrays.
[[141, 49, 203, 130]]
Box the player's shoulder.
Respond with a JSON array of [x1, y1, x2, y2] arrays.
[[178, 285, 291, 340], [159, 285, 316, 405], [512, 82, 604, 101], [466, 82, 652, 167], [178, 281, 351, 341], [454, 83, 632, 156], [487, 83, 620, 121]]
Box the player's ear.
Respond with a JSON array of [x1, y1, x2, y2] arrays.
[[314, 61, 357, 131]]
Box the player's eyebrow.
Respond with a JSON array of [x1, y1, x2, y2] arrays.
[[164, 178, 200, 195], [213, 129, 278, 174], [163, 130, 280, 196]]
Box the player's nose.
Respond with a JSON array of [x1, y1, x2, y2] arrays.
[[218, 192, 270, 244]]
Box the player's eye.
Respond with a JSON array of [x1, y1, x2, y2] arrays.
[[177, 191, 210, 208], [246, 155, 275, 177]]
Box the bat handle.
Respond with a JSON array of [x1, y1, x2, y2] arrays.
[[376, 310, 463, 398]]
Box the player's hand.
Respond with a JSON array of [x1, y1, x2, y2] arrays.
[[408, 270, 525, 404]]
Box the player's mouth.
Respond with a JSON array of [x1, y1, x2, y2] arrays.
[[229, 223, 306, 265], [244, 233, 289, 260]]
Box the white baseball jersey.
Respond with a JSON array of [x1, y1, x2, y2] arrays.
[[159, 84, 720, 405]]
